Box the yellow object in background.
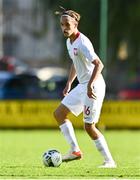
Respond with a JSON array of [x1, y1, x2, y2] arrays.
[[0, 100, 140, 129]]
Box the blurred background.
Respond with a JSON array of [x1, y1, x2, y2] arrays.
[[0, 0, 140, 129]]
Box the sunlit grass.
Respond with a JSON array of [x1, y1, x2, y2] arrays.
[[0, 130, 140, 179]]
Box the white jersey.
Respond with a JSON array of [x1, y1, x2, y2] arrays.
[[62, 33, 105, 122], [66, 32, 101, 84]]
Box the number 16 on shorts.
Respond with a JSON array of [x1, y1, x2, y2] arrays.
[[84, 103, 97, 124], [84, 105, 91, 116]]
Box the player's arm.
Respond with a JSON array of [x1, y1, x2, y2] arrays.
[[63, 63, 77, 96], [87, 59, 104, 99], [80, 39, 104, 99]]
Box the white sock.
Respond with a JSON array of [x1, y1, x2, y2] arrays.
[[60, 120, 80, 152], [94, 135, 114, 162]]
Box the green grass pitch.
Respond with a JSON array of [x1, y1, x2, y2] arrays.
[[0, 129, 140, 179]]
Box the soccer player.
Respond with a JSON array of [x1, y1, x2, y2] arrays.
[[54, 7, 116, 168]]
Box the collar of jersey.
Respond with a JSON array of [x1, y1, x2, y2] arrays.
[[69, 32, 80, 45]]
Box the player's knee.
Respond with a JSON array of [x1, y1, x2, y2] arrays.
[[84, 123, 93, 132], [53, 109, 60, 121], [53, 108, 66, 122], [84, 123, 98, 139]]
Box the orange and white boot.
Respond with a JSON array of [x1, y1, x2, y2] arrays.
[[62, 150, 83, 162]]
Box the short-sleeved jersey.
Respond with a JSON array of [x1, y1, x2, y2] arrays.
[[66, 32, 100, 84]]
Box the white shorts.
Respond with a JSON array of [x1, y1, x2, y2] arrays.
[[61, 76, 106, 124]]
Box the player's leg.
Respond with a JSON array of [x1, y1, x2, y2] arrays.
[[83, 83, 116, 168], [54, 103, 81, 152], [53, 85, 83, 161], [84, 122, 116, 168]]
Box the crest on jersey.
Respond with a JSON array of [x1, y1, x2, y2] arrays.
[[73, 48, 78, 56]]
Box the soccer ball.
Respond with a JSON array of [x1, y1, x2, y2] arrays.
[[43, 149, 62, 167]]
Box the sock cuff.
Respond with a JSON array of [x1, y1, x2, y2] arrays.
[[94, 135, 104, 143], [59, 120, 72, 129]]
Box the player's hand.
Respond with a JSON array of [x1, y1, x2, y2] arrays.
[[63, 83, 71, 96], [87, 85, 97, 99]]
